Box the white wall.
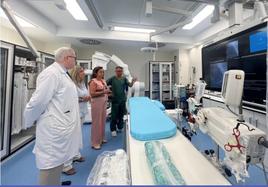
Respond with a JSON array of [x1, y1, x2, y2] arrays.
[[178, 49, 190, 85], [0, 25, 45, 51], [0, 26, 71, 55], [177, 45, 203, 86], [188, 45, 203, 84], [42, 42, 71, 55], [73, 45, 176, 90]]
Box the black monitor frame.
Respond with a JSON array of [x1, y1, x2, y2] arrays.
[[202, 22, 267, 105]]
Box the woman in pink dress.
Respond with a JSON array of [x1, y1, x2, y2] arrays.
[[89, 66, 111, 150]]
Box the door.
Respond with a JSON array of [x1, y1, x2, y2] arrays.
[[0, 42, 14, 159]]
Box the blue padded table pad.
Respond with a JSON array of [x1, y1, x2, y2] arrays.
[[129, 97, 177, 141], [152, 100, 165, 111]]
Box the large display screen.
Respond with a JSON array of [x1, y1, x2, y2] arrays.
[[250, 29, 267, 53], [210, 62, 227, 89], [226, 40, 239, 58], [202, 22, 267, 105]]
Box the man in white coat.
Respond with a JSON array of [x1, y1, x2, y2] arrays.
[[24, 47, 82, 185]]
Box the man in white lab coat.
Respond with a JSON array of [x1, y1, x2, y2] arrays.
[[24, 47, 82, 185]]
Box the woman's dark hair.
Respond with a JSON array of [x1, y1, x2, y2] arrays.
[[91, 66, 103, 79]]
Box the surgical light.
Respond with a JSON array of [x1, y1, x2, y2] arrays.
[[113, 26, 155, 33], [64, 0, 88, 21], [183, 5, 215, 30]]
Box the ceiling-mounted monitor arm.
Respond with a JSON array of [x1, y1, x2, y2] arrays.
[[83, 0, 103, 29], [1, 0, 40, 58], [149, 19, 191, 41], [180, 0, 219, 5], [149, 0, 220, 40]]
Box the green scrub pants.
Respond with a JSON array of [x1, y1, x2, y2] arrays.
[[110, 101, 126, 132]]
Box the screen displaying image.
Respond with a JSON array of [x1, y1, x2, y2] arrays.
[[226, 40, 239, 58], [210, 62, 228, 89], [250, 29, 267, 53]]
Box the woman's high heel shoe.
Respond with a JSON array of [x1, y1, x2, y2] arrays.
[[91, 145, 101, 150]]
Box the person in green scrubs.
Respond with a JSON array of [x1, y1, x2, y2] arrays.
[[107, 66, 137, 137]]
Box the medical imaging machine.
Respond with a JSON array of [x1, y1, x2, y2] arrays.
[[91, 51, 145, 98]]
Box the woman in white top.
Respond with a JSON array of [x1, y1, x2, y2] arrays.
[[71, 65, 91, 123], [62, 65, 90, 175]]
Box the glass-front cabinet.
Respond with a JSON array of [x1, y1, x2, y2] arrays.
[[0, 41, 60, 160], [1, 41, 14, 159], [150, 63, 160, 100], [149, 61, 174, 102]]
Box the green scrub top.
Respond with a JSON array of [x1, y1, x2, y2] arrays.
[[107, 76, 130, 103]]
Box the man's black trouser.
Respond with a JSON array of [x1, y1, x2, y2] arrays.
[[110, 101, 126, 132]]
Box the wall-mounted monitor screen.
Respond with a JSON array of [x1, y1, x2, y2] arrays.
[[226, 40, 239, 58], [202, 22, 267, 105], [209, 61, 227, 89], [249, 28, 267, 53]]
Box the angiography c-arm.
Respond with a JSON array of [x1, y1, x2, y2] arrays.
[[90, 51, 145, 97], [91, 51, 132, 80]]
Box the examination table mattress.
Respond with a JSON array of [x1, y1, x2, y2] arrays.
[[129, 97, 176, 141]]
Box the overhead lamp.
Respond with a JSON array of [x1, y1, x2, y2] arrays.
[[183, 5, 215, 30], [113, 26, 155, 33], [64, 0, 88, 21], [0, 7, 36, 27]]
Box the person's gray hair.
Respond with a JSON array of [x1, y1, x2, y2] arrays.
[[54, 47, 74, 62]]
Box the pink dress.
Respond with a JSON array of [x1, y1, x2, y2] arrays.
[[89, 78, 108, 147]]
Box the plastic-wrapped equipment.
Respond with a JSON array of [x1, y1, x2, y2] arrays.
[[144, 141, 186, 185], [87, 149, 131, 185]]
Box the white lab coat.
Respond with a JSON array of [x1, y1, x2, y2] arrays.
[[24, 62, 82, 170]]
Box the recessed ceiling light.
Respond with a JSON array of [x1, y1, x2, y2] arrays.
[[113, 26, 155, 33], [64, 0, 88, 21], [183, 5, 215, 30]]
